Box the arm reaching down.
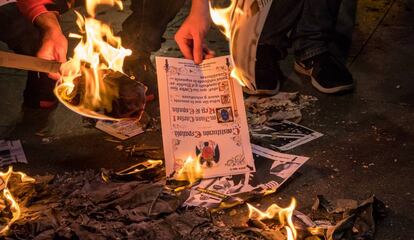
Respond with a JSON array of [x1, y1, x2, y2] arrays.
[[17, 0, 67, 80], [175, 0, 214, 64]]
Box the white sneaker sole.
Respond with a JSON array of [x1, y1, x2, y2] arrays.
[[294, 62, 354, 94]]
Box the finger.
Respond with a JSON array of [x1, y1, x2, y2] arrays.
[[175, 34, 193, 60], [56, 48, 67, 63], [192, 35, 204, 64]]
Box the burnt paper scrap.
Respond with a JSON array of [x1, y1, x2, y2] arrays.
[[250, 120, 323, 151], [95, 119, 144, 140], [184, 144, 309, 209], [0, 140, 27, 166]]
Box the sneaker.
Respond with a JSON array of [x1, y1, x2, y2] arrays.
[[294, 52, 354, 94], [243, 44, 286, 96]]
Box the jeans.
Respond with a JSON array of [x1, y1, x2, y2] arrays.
[[121, 0, 186, 57], [259, 0, 343, 61]]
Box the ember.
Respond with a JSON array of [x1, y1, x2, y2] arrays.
[[175, 156, 203, 185], [0, 167, 35, 235], [247, 199, 297, 240]]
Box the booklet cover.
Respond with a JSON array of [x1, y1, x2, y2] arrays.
[[156, 56, 255, 179]]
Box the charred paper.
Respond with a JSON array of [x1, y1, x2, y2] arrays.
[[156, 56, 254, 179], [184, 144, 309, 209]]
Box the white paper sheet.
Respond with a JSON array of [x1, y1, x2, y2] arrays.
[[185, 144, 309, 208], [156, 56, 254, 179], [0, 140, 27, 167]]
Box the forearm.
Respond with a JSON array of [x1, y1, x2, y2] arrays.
[[191, 0, 210, 17], [16, 0, 53, 22], [34, 12, 63, 35]]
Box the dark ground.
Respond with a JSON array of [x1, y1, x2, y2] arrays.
[[0, 0, 413, 239]]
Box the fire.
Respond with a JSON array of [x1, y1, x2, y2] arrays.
[[0, 167, 35, 235], [55, 0, 132, 120], [247, 198, 297, 240], [85, 0, 123, 17], [175, 156, 203, 185], [209, 1, 246, 87]]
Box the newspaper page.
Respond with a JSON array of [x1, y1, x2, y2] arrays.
[[250, 120, 323, 151], [156, 56, 254, 179], [0, 140, 27, 167], [184, 144, 309, 209]]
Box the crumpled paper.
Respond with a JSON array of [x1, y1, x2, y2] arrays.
[[309, 195, 387, 240], [245, 92, 317, 126], [3, 165, 256, 240]]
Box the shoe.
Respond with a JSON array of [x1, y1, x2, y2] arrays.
[[243, 44, 286, 96], [294, 52, 354, 94], [23, 72, 58, 109]]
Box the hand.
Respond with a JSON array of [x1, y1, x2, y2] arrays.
[[175, 0, 215, 64], [34, 12, 68, 80]]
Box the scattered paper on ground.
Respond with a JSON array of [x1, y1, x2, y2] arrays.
[[250, 120, 323, 151], [245, 92, 317, 125], [95, 119, 144, 140], [184, 144, 309, 209], [0, 140, 27, 166], [156, 56, 254, 179]]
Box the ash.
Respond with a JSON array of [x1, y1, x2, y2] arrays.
[[6, 170, 249, 240]]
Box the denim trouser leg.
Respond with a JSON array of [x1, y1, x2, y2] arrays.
[[292, 0, 343, 61], [121, 0, 186, 57], [259, 0, 305, 58]]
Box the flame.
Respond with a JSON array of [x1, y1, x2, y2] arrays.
[[209, 1, 246, 87], [175, 156, 203, 185], [0, 167, 35, 235], [55, 0, 132, 120], [247, 198, 297, 240], [86, 0, 123, 17]]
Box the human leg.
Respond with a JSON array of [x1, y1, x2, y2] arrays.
[[292, 0, 354, 94], [248, 0, 304, 95], [120, 0, 185, 95]]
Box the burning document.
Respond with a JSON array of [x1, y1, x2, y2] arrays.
[[0, 140, 27, 167], [156, 56, 254, 179], [250, 120, 323, 151], [96, 120, 144, 140], [184, 144, 309, 209]]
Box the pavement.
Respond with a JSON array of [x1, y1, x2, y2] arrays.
[[0, 0, 413, 239]]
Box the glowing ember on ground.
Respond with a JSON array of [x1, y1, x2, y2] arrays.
[[0, 167, 35, 235], [247, 198, 298, 240], [56, 0, 134, 120]]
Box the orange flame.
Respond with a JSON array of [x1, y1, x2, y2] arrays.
[[56, 0, 132, 120], [209, 1, 246, 87], [175, 156, 203, 185], [0, 167, 35, 235], [247, 198, 297, 240], [86, 0, 123, 17]]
